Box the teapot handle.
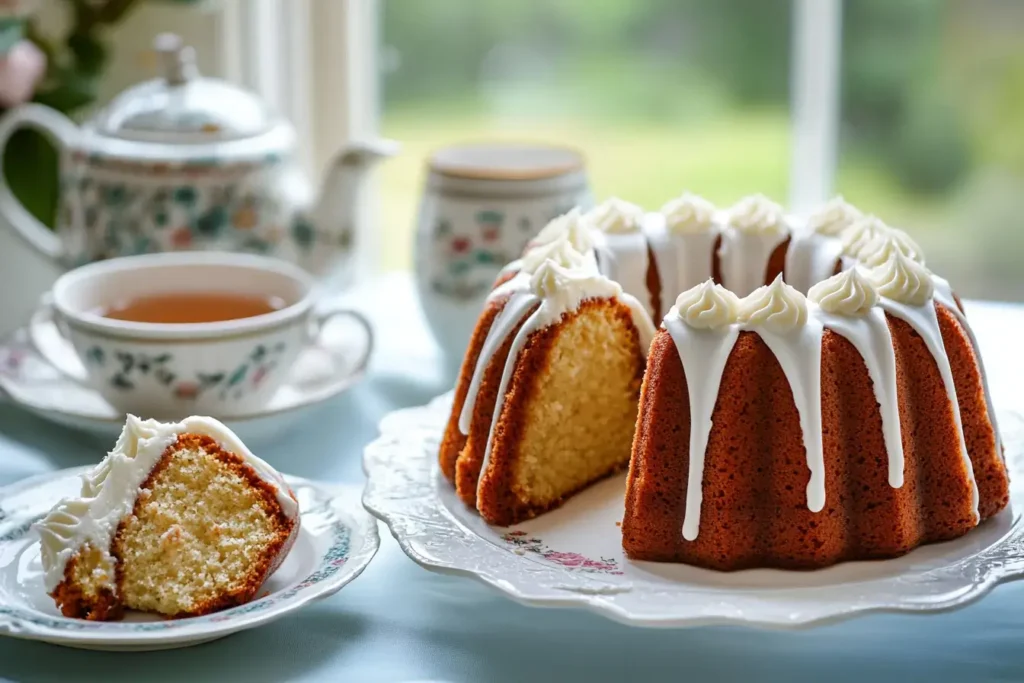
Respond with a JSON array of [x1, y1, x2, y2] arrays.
[[0, 104, 79, 264]]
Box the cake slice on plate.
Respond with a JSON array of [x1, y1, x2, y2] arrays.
[[35, 415, 300, 621]]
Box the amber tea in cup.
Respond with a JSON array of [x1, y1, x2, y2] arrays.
[[99, 292, 288, 324]]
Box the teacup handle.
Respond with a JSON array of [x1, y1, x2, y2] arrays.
[[0, 104, 79, 264], [308, 305, 375, 371], [28, 296, 91, 384]]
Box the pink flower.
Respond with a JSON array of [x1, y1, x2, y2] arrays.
[[174, 382, 200, 400], [0, 41, 45, 108], [170, 227, 192, 248]]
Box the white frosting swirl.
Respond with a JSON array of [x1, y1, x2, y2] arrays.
[[520, 236, 586, 274], [36, 415, 298, 593], [586, 197, 644, 234], [857, 228, 925, 268], [866, 251, 934, 306], [738, 275, 808, 332], [808, 268, 878, 316], [807, 196, 862, 236], [669, 280, 741, 329], [531, 207, 594, 253], [529, 258, 621, 302], [842, 215, 888, 256], [728, 194, 787, 235], [660, 193, 718, 234]]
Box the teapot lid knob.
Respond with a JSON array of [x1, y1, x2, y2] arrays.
[[153, 33, 198, 85]]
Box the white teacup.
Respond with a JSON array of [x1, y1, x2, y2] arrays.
[[29, 252, 372, 419]]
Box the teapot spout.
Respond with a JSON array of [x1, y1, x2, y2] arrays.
[[311, 138, 399, 247]]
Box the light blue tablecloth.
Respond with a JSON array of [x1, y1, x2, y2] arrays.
[[1, 274, 1023, 683]]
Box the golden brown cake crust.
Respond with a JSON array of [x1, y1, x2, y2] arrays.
[[49, 550, 123, 621], [623, 302, 1008, 570], [439, 297, 505, 483], [476, 298, 645, 526], [453, 301, 539, 508]]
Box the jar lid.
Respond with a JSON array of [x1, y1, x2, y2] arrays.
[[429, 143, 585, 181], [92, 34, 275, 144]]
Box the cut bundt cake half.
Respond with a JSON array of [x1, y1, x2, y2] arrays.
[[441, 246, 655, 526], [623, 261, 1008, 570], [36, 415, 299, 620]]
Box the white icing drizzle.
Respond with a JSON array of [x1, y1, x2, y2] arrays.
[[784, 226, 844, 294], [809, 270, 905, 487], [875, 294, 980, 523], [645, 212, 720, 317], [719, 196, 790, 297], [931, 275, 1003, 463], [718, 230, 789, 298], [474, 263, 655, 497], [664, 281, 741, 540], [458, 276, 538, 435], [738, 277, 826, 512], [592, 226, 653, 317], [36, 415, 297, 593]]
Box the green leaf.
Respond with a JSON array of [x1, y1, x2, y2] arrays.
[[2, 130, 59, 228], [33, 76, 97, 114], [67, 32, 109, 77]]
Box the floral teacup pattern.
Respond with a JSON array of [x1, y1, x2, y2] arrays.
[[30, 252, 373, 420]]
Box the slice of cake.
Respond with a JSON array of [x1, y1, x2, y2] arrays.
[[36, 415, 300, 620]]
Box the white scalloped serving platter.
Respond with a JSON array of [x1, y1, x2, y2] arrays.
[[0, 472, 379, 650], [363, 392, 1024, 630]]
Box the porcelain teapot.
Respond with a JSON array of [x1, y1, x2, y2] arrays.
[[0, 34, 396, 278]]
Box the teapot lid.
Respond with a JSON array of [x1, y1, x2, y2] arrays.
[[92, 34, 276, 144]]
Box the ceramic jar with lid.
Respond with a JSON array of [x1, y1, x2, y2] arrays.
[[414, 142, 591, 364]]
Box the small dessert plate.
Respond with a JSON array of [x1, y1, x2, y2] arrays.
[[363, 392, 1024, 630], [0, 310, 371, 443], [0, 470, 379, 651]]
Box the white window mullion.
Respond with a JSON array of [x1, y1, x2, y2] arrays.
[[789, 0, 843, 213], [310, 0, 382, 280], [216, 0, 382, 282]]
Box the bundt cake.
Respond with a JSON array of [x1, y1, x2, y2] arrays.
[[442, 192, 1007, 571], [36, 415, 299, 620], [439, 245, 654, 526]]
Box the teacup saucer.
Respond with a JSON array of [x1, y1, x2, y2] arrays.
[[0, 313, 371, 443]]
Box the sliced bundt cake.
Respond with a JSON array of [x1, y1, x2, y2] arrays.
[[442, 192, 1006, 571], [441, 251, 654, 526], [36, 415, 299, 620]]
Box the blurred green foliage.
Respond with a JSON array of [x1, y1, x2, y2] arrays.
[[383, 0, 1000, 197]]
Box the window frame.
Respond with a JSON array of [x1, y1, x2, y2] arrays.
[[218, 0, 841, 273]]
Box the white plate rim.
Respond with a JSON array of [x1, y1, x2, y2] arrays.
[[362, 392, 1024, 630], [0, 469, 380, 648]]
